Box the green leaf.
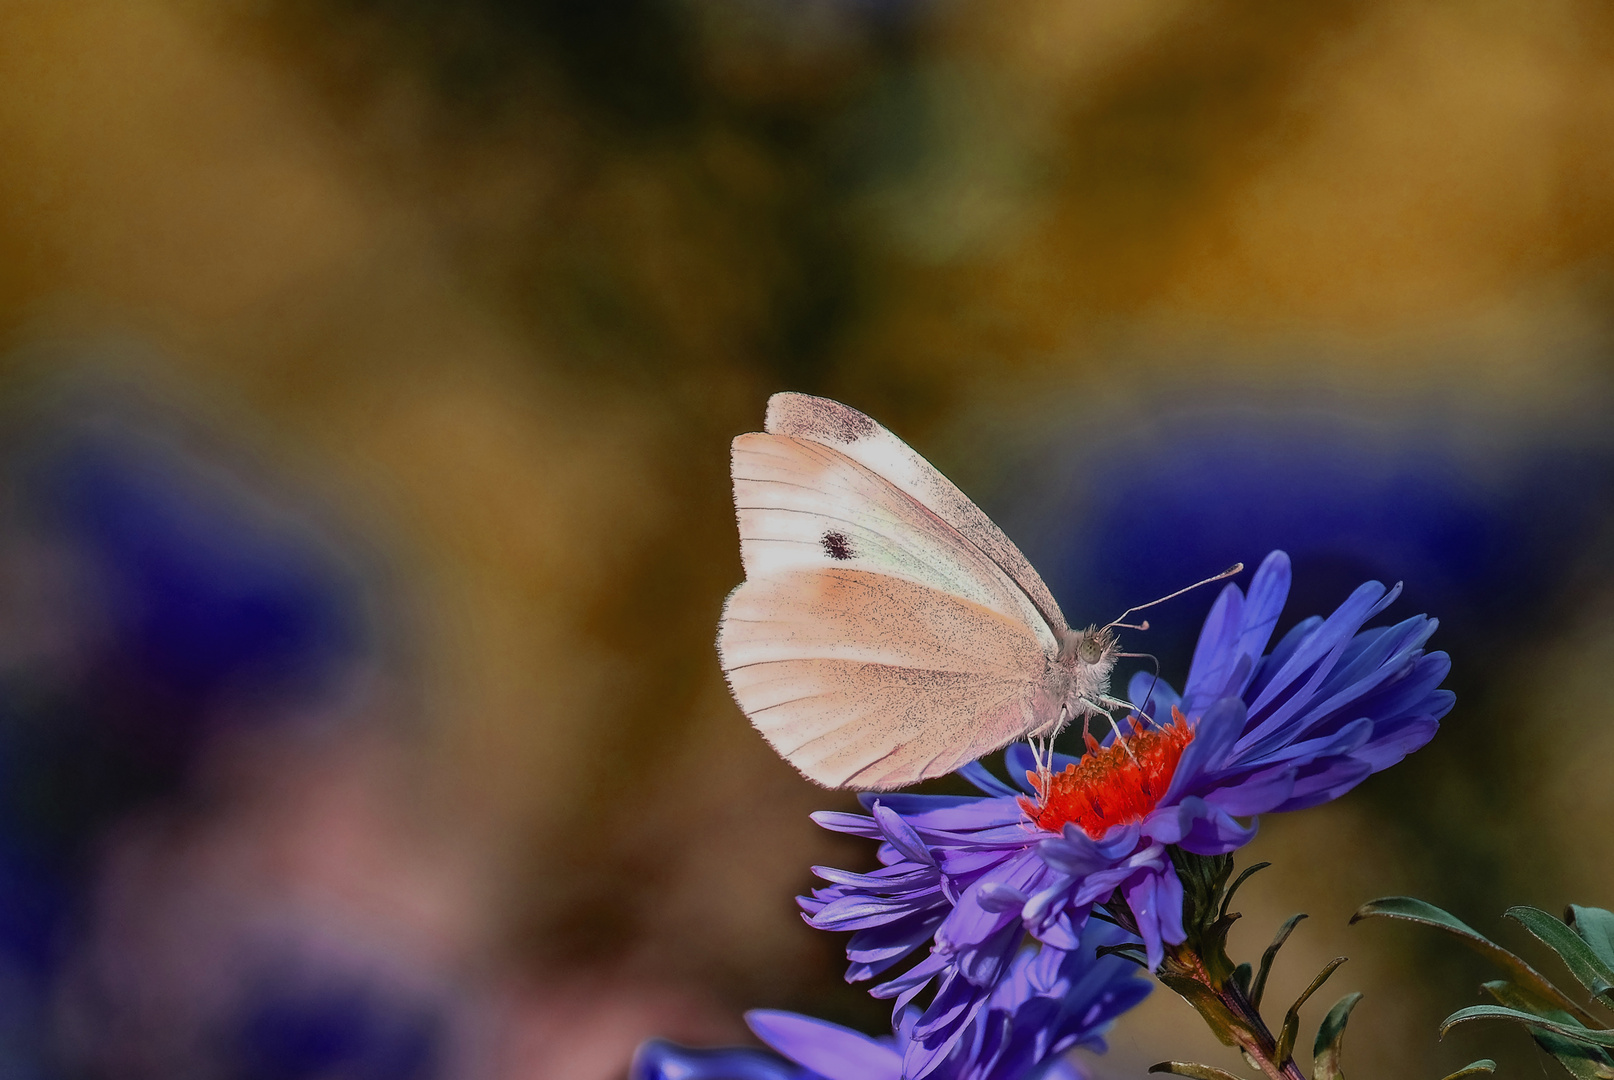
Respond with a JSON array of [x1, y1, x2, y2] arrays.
[[1441, 1004, 1614, 1047], [1354, 897, 1603, 1026], [1252, 913, 1308, 1013], [1311, 992, 1363, 1080], [1570, 907, 1614, 974], [1276, 957, 1346, 1065], [1232, 962, 1253, 997], [1534, 1029, 1614, 1080], [1507, 907, 1614, 1004], [1221, 862, 1273, 919], [1097, 942, 1151, 968], [1149, 1062, 1247, 1080], [1483, 979, 1590, 1022], [1437, 1060, 1497, 1080], [1479, 981, 1614, 1080]]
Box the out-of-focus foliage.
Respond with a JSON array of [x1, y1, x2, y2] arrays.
[[1357, 898, 1614, 1080]]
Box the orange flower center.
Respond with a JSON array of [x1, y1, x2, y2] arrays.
[[1020, 707, 1195, 838]]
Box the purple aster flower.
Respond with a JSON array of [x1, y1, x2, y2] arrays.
[[630, 923, 1148, 1080], [802, 550, 1452, 1075]]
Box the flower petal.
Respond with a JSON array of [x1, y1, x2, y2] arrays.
[[1174, 797, 1260, 854], [957, 761, 1020, 798], [631, 1040, 807, 1080], [1198, 765, 1296, 817], [748, 1011, 902, 1080], [1232, 551, 1291, 685], [1238, 579, 1402, 753], [871, 802, 936, 867], [1269, 757, 1375, 813], [1184, 581, 1246, 705], [1127, 670, 1181, 722], [811, 810, 884, 839], [1125, 870, 1171, 969], [1162, 696, 1247, 803], [1349, 716, 1442, 773]]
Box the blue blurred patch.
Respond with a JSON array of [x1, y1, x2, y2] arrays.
[[1029, 410, 1614, 671], [232, 979, 442, 1080], [31, 433, 362, 715], [0, 403, 374, 1076]]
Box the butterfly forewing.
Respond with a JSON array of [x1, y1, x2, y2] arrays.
[[764, 393, 1069, 636], [731, 431, 1055, 650]]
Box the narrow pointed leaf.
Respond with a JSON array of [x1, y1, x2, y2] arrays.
[[1097, 942, 1151, 968], [1150, 1062, 1247, 1080], [1276, 957, 1346, 1065], [1507, 907, 1614, 1004], [1311, 992, 1363, 1080], [1354, 897, 1602, 1026], [1438, 1060, 1496, 1080], [1232, 962, 1253, 997], [1483, 979, 1587, 1022], [1533, 1029, 1614, 1080], [1570, 908, 1614, 978], [1482, 979, 1614, 1077], [1221, 862, 1273, 919], [1252, 914, 1308, 1013], [1441, 1005, 1614, 1047]]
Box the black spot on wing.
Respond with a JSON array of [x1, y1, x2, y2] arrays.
[[821, 530, 855, 560]]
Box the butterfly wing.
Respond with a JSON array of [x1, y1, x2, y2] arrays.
[[764, 392, 1070, 636], [720, 569, 1062, 788], [719, 429, 1066, 789]]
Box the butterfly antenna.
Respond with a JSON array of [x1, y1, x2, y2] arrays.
[[1103, 562, 1245, 632]]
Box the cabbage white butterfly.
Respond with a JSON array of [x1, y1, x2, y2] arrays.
[[718, 393, 1181, 790]]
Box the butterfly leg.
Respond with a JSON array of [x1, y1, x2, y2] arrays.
[[1029, 734, 1048, 798], [1030, 707, 1067, 800], [1081, 698, 1141, 763]]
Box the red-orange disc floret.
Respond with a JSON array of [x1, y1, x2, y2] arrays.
[[1021, 707, 1195, 838]]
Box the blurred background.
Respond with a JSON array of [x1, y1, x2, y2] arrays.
[[1, 1, 1614, 1078]]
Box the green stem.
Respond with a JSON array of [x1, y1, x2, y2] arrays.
[[1161, 941, 1308, 1080]]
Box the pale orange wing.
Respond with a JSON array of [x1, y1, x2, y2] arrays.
[[719, 568, 1059, 789]]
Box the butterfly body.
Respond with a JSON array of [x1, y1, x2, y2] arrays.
[[718, 393, 1118, 790]]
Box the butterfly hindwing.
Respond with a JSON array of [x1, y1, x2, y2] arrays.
[[718, 568, 1059, 788]]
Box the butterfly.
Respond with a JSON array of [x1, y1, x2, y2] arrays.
[[717, 392, 1132, 791]]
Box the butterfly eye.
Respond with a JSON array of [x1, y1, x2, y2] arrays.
[[1077, 633, 1104, 665]]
